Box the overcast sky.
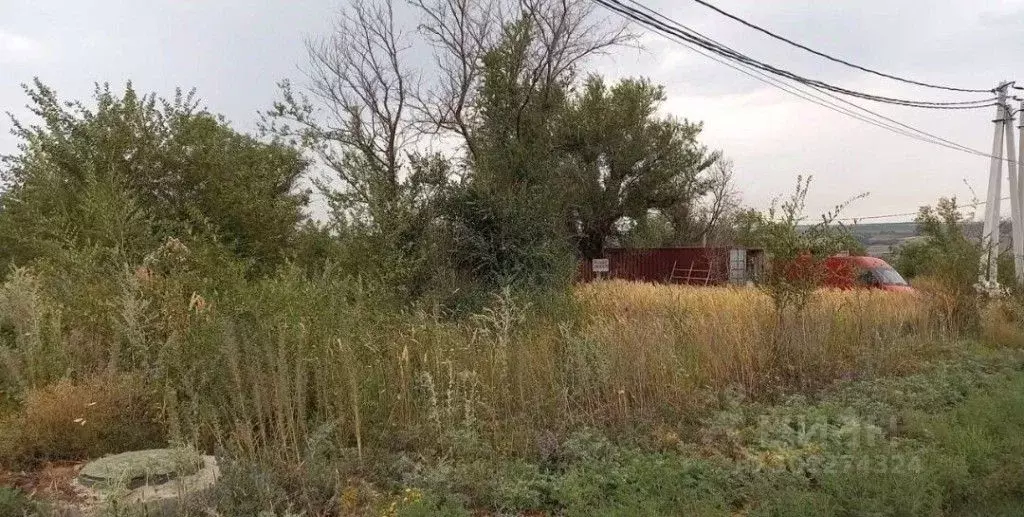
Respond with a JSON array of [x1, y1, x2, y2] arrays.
[[3, 0, 1024, 222]]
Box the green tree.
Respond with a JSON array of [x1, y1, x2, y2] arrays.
[[559, 76, 719, 258], [0, 80, 308, 273], [267, 0, 629, 300], [892, 198, 979, 281], [892, 198, 983, 331], [442, 17, 577, 290]]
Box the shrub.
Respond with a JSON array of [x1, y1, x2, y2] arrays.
[[0, 373, 165, 467], [893, 198, 983, 334], [0, 486, 37, 517], [0, 80, 309, 275], [736, 176, 864, 313], [981, 297, 1024, 348]]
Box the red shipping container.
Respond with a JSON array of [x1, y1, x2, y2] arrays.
[[577, 247, 764, 285]]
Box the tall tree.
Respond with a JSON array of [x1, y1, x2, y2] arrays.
[[268, 0, 628, 221], [442, 18, 577, 288], [0, 80, 308, 272], [268, 0, 630, 293], [558, 76, 719, 258], [435, 3, 631, 287]]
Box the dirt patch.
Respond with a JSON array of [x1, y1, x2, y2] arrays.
[[0, 461, 88, 505]]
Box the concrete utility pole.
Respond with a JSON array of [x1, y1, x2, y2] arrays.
[[1017, 100, 1024, 286], [1006, 101, 1024, 286], [980, 83, 1009, 287]]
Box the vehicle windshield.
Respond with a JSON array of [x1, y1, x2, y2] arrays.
[[872, 267, 908, 286]]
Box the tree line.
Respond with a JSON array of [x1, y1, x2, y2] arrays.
[[0, 0, 746, 309]]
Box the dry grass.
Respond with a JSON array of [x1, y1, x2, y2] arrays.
[[981, 298, 1024, 348], [911, 275, 981, 333], [0, 373, 165, 467], [0, 268, 948, 466], [575, 281, 934, 407]]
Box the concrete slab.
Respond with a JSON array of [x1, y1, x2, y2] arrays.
[[78, 449, 202, 489], [72, 449, 218, 516]]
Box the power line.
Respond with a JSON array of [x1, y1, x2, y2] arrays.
[[595, 0, 999, 109], [659, 31, 993, 155], [794, 75, 1007, 159], [593, 0, 1012, 161], [609, 0, 1000, 108], [686, 0, 993, 93], [841, 196, 1012, 222], [660, 16, 999, 156], [590, 0, 1023, 226], [611, 0, 1001, 109]]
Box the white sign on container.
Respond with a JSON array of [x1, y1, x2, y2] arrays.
[[592, 258, 610, 273]]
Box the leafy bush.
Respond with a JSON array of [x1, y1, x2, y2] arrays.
[[893, 198, 983, 334], [0, 80, 309, 275]]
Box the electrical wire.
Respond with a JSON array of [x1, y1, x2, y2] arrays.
[[593, 0, 1014, 161], [686, 0, 993, 93], [610, 0, 1001, 108], [594, 0, 1000, 109], [788, 73, 1009, 159], [611, 0, 1002, 108], [841, 196, 1012, 222], [661, 32, 995, 156], [589, 0, 1021, 225]]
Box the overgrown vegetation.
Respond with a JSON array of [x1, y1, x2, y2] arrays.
[[369, 346, 1024, 516], [736, 176, 865, 313], [1, 258, 1014, 515], [0, 486, 35, 517], [892, 198, 989, 334], [2, 0, 1022, 514]]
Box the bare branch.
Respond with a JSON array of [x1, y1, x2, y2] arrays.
[[511, 0, 632, 136], [412, 0, 633, 158], [267, 0, 634, 227], [698, 158, 741, 243], [410, 0, 502, 160], [302, 0, 419, 217]]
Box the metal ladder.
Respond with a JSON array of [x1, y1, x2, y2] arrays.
[[668, 260, 712, 285]]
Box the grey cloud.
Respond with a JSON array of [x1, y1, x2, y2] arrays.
[[2, 0, 1023, 220]]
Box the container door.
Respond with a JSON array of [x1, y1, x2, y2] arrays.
[[729, 248, 747, 284]]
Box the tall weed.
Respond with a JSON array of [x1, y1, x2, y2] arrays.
[[0, 268, 66, 392], [0, 250, 956, 500]]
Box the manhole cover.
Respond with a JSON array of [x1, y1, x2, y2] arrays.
[[78, 449, 203, 489]]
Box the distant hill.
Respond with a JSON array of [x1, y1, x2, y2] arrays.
[[846, 222, 918, 257], [846, 220, 1010, 258]]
